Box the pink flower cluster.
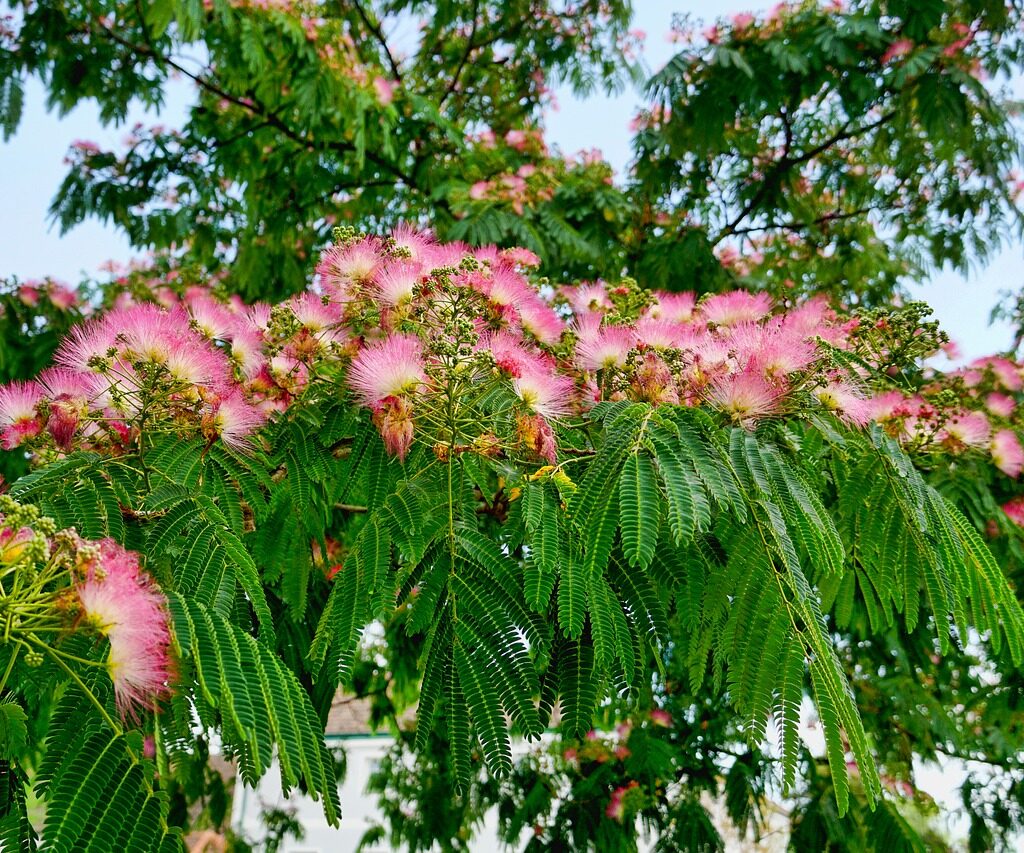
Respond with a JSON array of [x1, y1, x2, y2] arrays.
[[305, 231, 882, 463], [72, 537, 173, 718], [565, 285, 870, 427], [605, 780, 641, 822], [467, 169, 555, 215], [461, 128, 616, 215], [0, 291, 285, 454], [8, 279, 80, 312], [869, 355, 1024, 478], [314, 228, 567, 461], [6, 228, 930, 467]]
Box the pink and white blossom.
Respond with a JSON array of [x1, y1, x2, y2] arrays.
[[348, 334, 426, 405], [202, 392, 266, 449], [374, 260, 422, 306], [512, 363, 574, 418], [576, 325, 636, 371], [942, 411, 991, 449], [0, 381, 44, 449], [992, 429, 1024, 478], [706, 371, 783, 423], [75, 539, 171, 718], [699, 290, 773, 326]]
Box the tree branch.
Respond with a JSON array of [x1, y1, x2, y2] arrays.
[[727, 205, 880, 236], [713, 109, 897, 244], [351, 0, 403, 83], [439, 0, 481, 111], [92, 21, 413, 185]]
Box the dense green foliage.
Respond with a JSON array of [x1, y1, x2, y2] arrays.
[[3, 1, 1021, 299], [2, 1, 1024, 851]]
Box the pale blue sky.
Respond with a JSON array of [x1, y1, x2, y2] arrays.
[[1, 3, 1020, 358]]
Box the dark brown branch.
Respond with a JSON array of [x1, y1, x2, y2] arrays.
[[728, 205, 880, 236], [92, 22, 413, 185], [439, 0, 481, 110], [351, 0, 403, 83], [714, 109, 897, 244]]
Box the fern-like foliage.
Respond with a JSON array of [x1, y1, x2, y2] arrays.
[[34, 687, 179, 852], [302, 400, 1024, 813], [12, 372, 1024, 838], [167, 595, 341, 823]]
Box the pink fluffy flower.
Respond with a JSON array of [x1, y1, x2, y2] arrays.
[[636, 317, 686, 350], [75, 539, 171, 718], [992, 429, 1024, 478], [986, 393, 1016, 418], [289, 292, 343, 335], [499, 247, 541, 267], [118, 305, 186, 363], [781, 297, 833, 336], [0, 381, 45, 449], [270, 355, 310, 395], [316, 237, 382, 297], [813, 382, 871, 425], [374, 260, 422, 306], [482, 267, 532, 308], [17, 284, 39, 307], [699, 291, 773, 326], [47, 283, 79, 311], [1003, 496, 1024, 526], [647, 292, 696, 323], [348, 334, 426, 406], [576, 325, 636, 371], [55, 319, 118, 373], [201, 392, 266, 449], [163, 336, 231, 389], [973, 357, 1023, 391], [468, 181, 491, 201], [733, 324, 817, 377], [867, 390, 908, 421], [942, 411, 991, 449], [563, 282, 612, 315], [517, 297, 565, 345], [649, 708, 672, 728], [512, 363, 574, 418], [390, 224, 433, 261], [245, 302, 273, 332], [482, 331, 532, 376], [706, 371, 783, 424], [229, 328, 268, 379], [605, 781, 639, 822], [422, 240, 471, 271], [186, 294, 235, 340]]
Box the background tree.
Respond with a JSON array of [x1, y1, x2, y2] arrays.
[[3, 1, 1024, 852], [3, 0, 639, 298], [629, 0, 1024, 300]]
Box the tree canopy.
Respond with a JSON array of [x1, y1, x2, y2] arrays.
[[2, 2, 1024, 851]]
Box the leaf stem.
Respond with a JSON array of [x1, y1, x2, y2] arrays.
[[31, 636, 122, 734], [0, 645, 20, 696]]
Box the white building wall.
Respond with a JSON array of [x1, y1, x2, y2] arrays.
[[229, 735, 789, 852], [232, 734, 662, 852]]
